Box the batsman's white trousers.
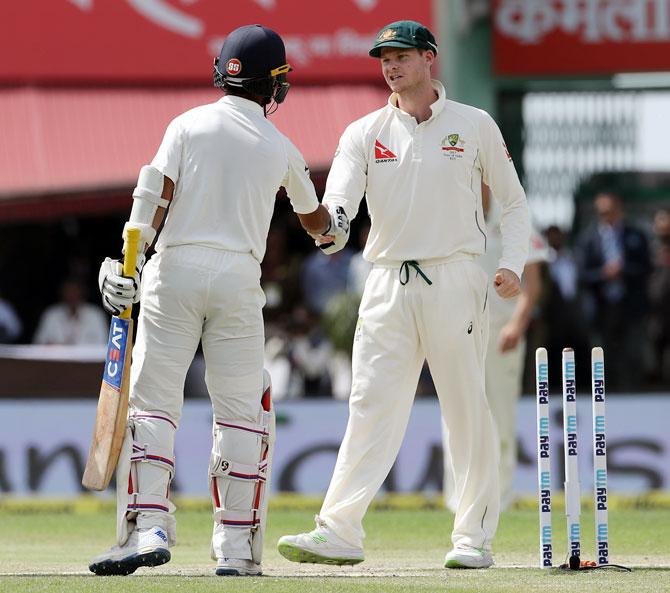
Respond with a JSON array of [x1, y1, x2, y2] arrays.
[[130, 244, 265, 427], [319, 256, 500, 551]]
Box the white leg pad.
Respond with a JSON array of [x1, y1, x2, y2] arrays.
[[116, 413, 177, 547], [210, 370, 274, 563]]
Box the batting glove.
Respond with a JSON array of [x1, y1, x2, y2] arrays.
[[98, 253, 146, 316], [318, 205, 350, 255]]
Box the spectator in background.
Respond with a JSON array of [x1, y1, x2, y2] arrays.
[[649, 208, 670, 385], [543, 225, 590, 388], [301, 247, 353, 314], [0, 290, 22, 343], [576, 192, 651, 390], [261, 225, 303, 325], [33, 277, 108, 345]]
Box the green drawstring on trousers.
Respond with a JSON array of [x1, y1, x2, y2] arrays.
[[399, 260, 433, 286]]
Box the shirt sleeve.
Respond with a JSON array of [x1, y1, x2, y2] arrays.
[[528, 226, 550, 265], [478, 111, 530, 279], [150, 117, 183, 185], [322, 121, 368, 221], [281, 138, 320, 214]]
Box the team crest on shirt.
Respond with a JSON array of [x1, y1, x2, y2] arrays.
[[441, 134, 465, 160], [374, 139, 397, 163]]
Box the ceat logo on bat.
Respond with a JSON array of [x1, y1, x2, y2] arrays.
[[103, 317, 130, 390]]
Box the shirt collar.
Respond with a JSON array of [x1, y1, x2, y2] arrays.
[[387, 80, 446, 120], [219, 94, 265, 115]]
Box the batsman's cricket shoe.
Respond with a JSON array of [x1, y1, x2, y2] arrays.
[[215, 558, 262, 576], [277, 515, 364, 566], [444, 545, 494, 569], [89, 526, 171, 576]]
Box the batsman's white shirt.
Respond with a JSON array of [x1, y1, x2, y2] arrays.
[[125, 95, 319, 555], [151, 95, 318, 262], [318, 81, 530, 551]]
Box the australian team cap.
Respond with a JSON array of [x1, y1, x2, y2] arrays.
[[368, 20, 438, 58]]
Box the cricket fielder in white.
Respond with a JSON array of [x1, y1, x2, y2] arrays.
[[278, 20, 530, 569], [443, 188, 548, 512], [89, 25, 344, 577]]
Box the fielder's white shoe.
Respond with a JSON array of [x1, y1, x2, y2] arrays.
[[444, 545, 494, 569], [215, 557, 262, 576], [89, 526, 171, 576], [277, 515, 364, 566]]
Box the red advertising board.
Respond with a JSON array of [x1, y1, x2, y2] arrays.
[[1, 0, 432, 84], [493, 0, 670, 76]]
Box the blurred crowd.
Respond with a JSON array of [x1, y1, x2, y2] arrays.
[[0, 193, 668, 396]]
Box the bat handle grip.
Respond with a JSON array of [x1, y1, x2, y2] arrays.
[[120, 227, 141, 320]]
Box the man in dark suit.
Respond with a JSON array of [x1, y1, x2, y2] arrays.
[[577, 192, 651, 390]]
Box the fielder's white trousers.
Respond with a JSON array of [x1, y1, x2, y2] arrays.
[[444, 318, 526, 511], [319, 256, 500, 551]]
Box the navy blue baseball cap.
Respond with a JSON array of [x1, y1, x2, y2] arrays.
[[369, 20, 438, 58]]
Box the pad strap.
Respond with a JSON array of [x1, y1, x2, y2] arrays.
[[131, 441, 175, 475], [211, 454, 266, 482], [215, 419, 269, 438], [214, 509, 260, 528], [127, 493, 175, 514]]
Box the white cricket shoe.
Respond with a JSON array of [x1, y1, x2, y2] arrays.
[[444, 545, 494, 569], [215, 557, 262, 576], [277, 516, 364, 566], [89, 526, 171, 576]]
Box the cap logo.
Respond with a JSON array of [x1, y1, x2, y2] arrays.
[[379, 28, 397, 40], [226, 59, 242, 76]]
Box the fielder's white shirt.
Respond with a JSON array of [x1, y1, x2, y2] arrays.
[[324, 81, 530, 278], [151, 95, 319, 262]]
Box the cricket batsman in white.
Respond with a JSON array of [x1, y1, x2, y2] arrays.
[[89, 25, 344, 577], [278, 20, 530, 569]]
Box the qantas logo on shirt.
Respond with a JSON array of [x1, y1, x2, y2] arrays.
[[374, 140, 397, 163]]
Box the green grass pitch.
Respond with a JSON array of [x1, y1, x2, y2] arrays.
[[0, 495, 668, 592]]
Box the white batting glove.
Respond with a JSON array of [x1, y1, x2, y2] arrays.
[[318, 205, 350, 255], [98, 254, 146, 316]]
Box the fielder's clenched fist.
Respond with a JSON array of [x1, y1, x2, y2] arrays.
[[494, 268, 521, 298]]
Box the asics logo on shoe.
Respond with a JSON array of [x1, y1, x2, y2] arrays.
[[155, 529, 168, 543], [311, 534, 328, 544]]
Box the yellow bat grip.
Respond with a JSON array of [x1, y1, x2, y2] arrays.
[[120, 227, 141, 320]]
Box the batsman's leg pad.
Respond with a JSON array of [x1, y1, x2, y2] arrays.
[[116, 413, 177, 547], [210, 370, 274, 563]]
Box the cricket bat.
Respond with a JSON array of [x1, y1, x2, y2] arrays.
[[82, 227, 141, 491]]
